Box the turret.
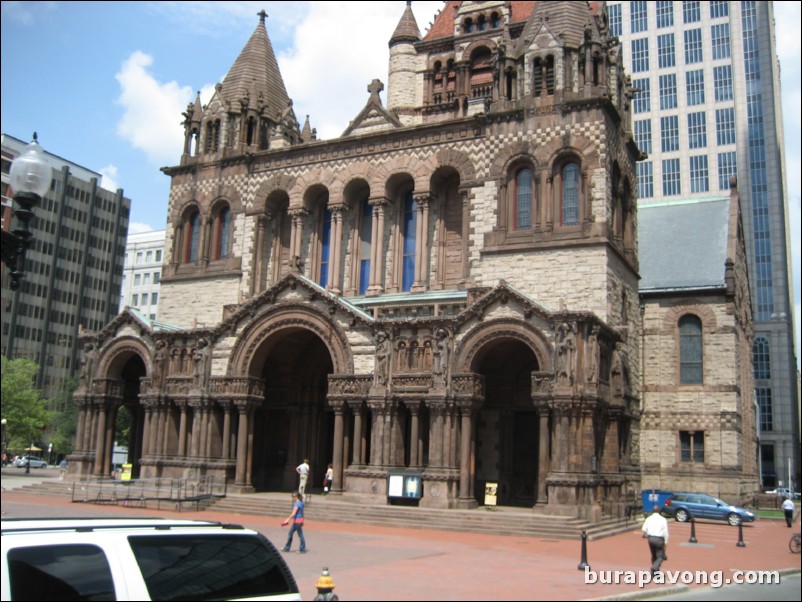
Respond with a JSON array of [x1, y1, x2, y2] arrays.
[[387, 1, 422, 121]]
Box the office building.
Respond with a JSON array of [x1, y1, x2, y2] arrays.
[[120, 230, 165, 321]]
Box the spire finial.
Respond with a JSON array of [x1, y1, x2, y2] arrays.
[[257, 10, 268, 24]]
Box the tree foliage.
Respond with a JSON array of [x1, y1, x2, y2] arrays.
[[50, 378, 79, 458], [1, 357, 51, 452]]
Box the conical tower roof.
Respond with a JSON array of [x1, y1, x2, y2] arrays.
[[221, 10, 291, 121], [390, 1, 421, 46]]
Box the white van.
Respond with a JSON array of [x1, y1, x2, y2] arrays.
[[1, 518, 301, 601]]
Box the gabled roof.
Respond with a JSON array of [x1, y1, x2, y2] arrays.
[[94, 307, 185, 342], [342, 80, 402, 137], [639, 198, 731, 293], [516, 0, 600, 54], [218, 11, 290, 122]]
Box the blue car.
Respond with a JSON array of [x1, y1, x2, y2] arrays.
[[662, 492, 755, 526]]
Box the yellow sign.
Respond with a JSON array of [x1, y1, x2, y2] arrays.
[[121, 464, 133, 481], [484, 482, 498, 507]]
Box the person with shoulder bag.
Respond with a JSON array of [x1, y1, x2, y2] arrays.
[[281, 492, 307, 553]]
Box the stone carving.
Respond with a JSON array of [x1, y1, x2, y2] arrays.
[[79, 343, 97, 390], [374, 330, 390, 387], [611, 342, 630, 400], [153, 340, 168, 388], [586, 326, 599, 384], [432, 328, 451, 388], [555, 322, 577, 386], [193, 338, 210, 390]]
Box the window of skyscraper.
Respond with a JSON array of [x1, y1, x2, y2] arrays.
[[631, 38, 650, 72], [630, 1, 648, 33], [661, 115, 680, 152], [633, 78, 651, 113], [659, 74, 677, 110], [634, 120, 653, 154], [716, 108, 736, 146], [689, 155, 709, 193], [711, 23, 731, 60], [685, 69, 705, 106], [682, 1, 701, 23], [713, 65, 733, 101], [662, 158, 681, 196], [687, 112, 707, 149], [637, 162, 654, 199], [709, 1, 729, 19], [684, 29, 703, 64], [656, 1, 674, 28], [658, 33, 676, 69], [609, 3, 622, 37], [717, 151, 737, 190]]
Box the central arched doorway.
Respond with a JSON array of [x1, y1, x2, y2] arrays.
[[250, 327, 334, 492], [473, 338, 540, 507]]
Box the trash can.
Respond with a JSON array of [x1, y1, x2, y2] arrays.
[[641, 490, 672, 513]]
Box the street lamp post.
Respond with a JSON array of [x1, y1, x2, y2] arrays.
[[1, 133, 53, 290]]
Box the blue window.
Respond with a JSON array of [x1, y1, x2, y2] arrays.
[[658, 33, 676, 69], [358, 201, 372, 296], [637, 162, 654, 199], [656, 1, 674, 28], [689, 155, 709, 193], [634, 120, 652, 154], [711, 23, 731, 60], [609, 4, 622, 37], [717, 151, 737, 190], [631, 1, 648, 33], [319, 208, 332, 287], [716, 108, 736, 146], [659, 74, 677, 110], [185, 211, 201, 263], [214, 206, 231, 260], [631, 39, 650, 73], [686, 69, 705, 106], [662, 158, 681, 196], [561, 163, 580, 226], [679, 314, 703, 384], [714, 66, 733, 102], [710, 1, 729, 19], [633, 78, 651, 113], [757, 387, 773, 432], [402, 191, 417, 292], [684, 29, 703, 64], [687, 112, 707, 149], [515, 168, 533, 230], [682, 1, 701, 23], [660, 116, 679, 152]]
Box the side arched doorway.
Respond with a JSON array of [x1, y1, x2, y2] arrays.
[[250, 327, 334, 492], [472, 338, 540, 507]]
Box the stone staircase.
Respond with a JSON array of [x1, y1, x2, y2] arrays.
[[10, 480, 641, 540]]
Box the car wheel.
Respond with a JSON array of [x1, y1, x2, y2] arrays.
[[40, 463, 47, 469], [727, 512, 742, 526], [675, 509, 690, 522]]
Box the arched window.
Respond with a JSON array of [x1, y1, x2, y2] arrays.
[[753, 337, 771, 380], [358, 200, 372, 296], [464, 18, 474, 33], [402, 191, 417, 292], [534, 56, 555, 97], [470, 48, 493, 99], [183, 210, 201, 264], [679, 315, 703, 384], [478, 15, 488, 31], [212, 206, 231, 260], [491, 12, 501, 28], [515, 168, 533, 231], [561, 163, 580, 226], [319, 208, 332, 287]]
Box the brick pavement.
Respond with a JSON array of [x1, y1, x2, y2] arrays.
[[1, 485, 799, 601]]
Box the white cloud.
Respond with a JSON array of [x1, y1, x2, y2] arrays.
[[128, 222, 156, 235], [115, 51, 196, 166], [0, 1, 57, 25], [279, 1, 443, 139], [99, 165, 120, 192]]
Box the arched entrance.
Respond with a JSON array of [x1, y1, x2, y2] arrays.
[[250, 327, 334, 492], [104, 352, 147, 478], [473, 338, 540, 507]]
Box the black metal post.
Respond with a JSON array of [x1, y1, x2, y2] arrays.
[[689, 517, 698, 543], [736, 521, 746, 547], [577, 529, 590, 570]]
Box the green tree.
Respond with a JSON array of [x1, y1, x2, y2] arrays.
[[50, 378, 79, 459], [1, 357, 51, 452]]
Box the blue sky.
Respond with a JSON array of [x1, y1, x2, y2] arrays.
[[2, 1, 800, 360]]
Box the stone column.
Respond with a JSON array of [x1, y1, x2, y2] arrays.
[[412, 193, 431, 292], [349, 401, 365, 465], [288, 209, 308, 271], [367, 198, 387, 295], [251, 215, 268, 295], [460, 189, 470, 285], [329, 206, 345, 294], [406, 401, 421, 467], [221, 402, 232, 459], [93, 401, 107, 476], [234, 402, 251, 487], [537, 408, 550, 504], [427, 400, 447, 468], [331, 400, 346, 493], [177, 401, 188, 457]]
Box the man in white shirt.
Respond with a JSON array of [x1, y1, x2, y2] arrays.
[[641, 505, 669, 574], [782, 497, 796, 528], [296, 459, 310, 499]]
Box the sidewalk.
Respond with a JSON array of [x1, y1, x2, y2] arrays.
[[1, 485, 799, 601]]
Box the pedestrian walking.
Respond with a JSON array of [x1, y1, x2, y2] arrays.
[[323, 463, 333, 494], [296, 458, 310, 499], [58, 458, 68, 480], [641, 505, 669, 574], [782, 497, 796, 527], [281, 492, 307, 553]]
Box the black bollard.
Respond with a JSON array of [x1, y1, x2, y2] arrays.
[[577, 529, 590, 570], [736, 521, 746, 547], [689, 517, 698, 543]]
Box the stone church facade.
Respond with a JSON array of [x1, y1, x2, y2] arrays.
[[72, 1, 647, 517]]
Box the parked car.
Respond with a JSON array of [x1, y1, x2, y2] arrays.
[[766, 487, 801, 500], [1, 518, 300, 601], [12, 456, 47, 469], [662, 492, 755, 526]]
